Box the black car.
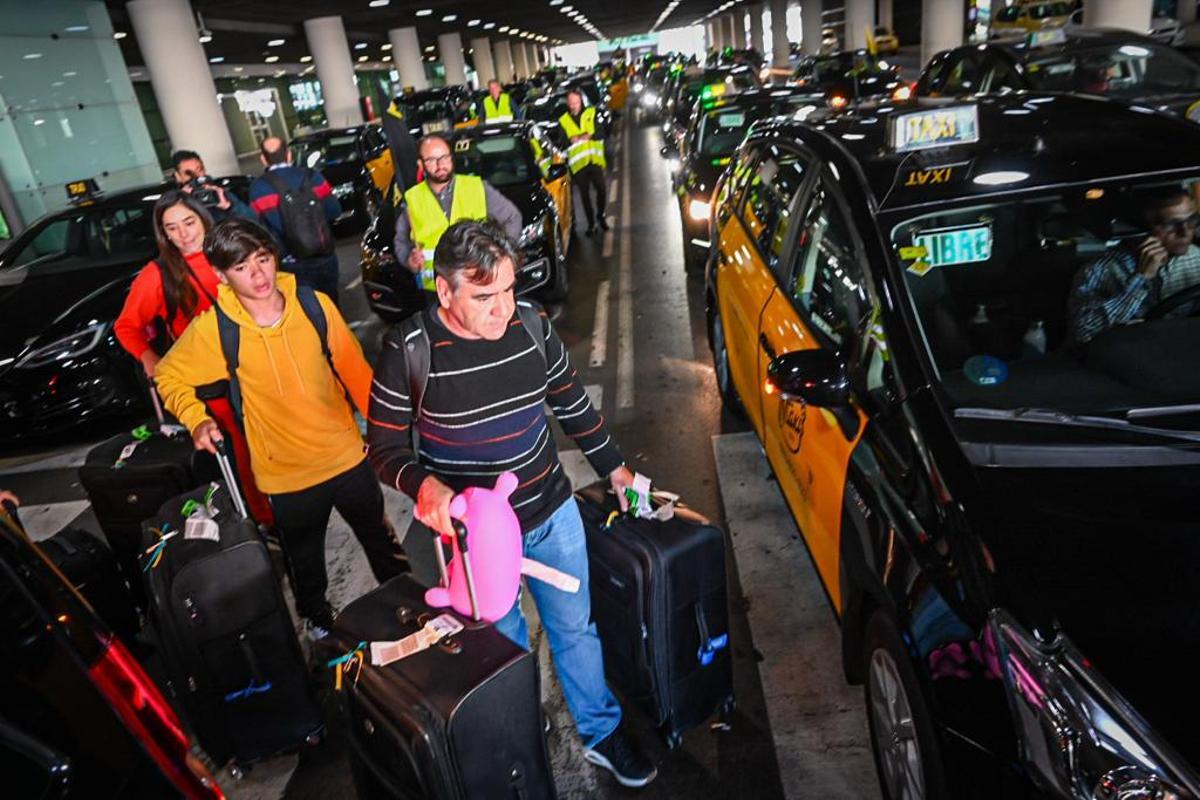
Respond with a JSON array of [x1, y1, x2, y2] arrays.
[[661, 65, 763, 155], [671, 87, 824, 269], [705, 94, 1200, 798], [290, 125, 392, 233], [359, 122, 573, 322], [394, 86, 474, 138], [915, 27, 1200, 123], [0, 505, 225, 798], [792, 49, 909, 107], [521, 87, 613, 137]]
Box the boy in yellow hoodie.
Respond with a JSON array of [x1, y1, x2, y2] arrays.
[[155, 217, 409, 639]]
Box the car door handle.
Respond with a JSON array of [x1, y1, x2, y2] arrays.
[[759, 334, 776, 359]]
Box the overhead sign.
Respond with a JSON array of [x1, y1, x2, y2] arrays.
[[890, 105, 980, 153]]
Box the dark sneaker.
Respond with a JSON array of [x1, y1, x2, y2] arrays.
[[583, 728, 657, 788], [598, 217, 611, 231]]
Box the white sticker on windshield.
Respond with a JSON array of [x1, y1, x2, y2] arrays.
[[716, 112, 746, 128], [911, 223, 993, 273]]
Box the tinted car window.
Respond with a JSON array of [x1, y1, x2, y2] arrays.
[[740, 144, 808, 273], [8, 206, 153, 274], [453, 135, 537, 187], [941, 54, 984, 94], [294, 134, 360, 170], [1025, 42, 1200, 96], [790, 180, 866, 347], [995, 6, 1022, 22]]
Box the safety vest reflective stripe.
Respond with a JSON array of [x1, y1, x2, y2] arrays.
[[559, 108, 606, 174], [483, 93, 514, 122], [404, 174, 488, 291]]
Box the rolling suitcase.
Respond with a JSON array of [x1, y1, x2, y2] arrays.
[[140, 444, 322, 768], [324, 524, 556, 800], [79, 388, 217, 608], [575, 481, 734, 749]]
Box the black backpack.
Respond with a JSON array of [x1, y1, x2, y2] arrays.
[[262, 169, 335, 259]]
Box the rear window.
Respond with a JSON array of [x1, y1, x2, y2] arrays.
[[452, 134, 537, 187], [1025, 42, 1200, 96], [995, 6, 1022, 21]]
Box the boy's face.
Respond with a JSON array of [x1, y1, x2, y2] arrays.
[[219, 247, 278, 301]]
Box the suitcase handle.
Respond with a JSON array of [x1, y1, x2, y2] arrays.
[[431, 520, 481, 622], [148, 381, 166, 428], [214, 440, 250, 521]]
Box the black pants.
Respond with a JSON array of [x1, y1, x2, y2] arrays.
[[286, 254, 340, 305], [269, 459, 409, 625], [573, 164, 607, 228]]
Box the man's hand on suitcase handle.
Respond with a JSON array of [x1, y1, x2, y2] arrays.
[[417, 475, 457, 538], [191, 419, 224, 454]]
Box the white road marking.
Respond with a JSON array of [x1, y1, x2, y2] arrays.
[[558, 449, 599, 490], [14, 501, 92, 541], [589, 280, 610, 367], [608, 177, 619, 205], [584, 383, 603, 411], [0, 443, 93, 475], [601, 228, 614, 258], [616, 124, 635, 411], [344, 275, 364, 290], [712, 432, 880, 800]]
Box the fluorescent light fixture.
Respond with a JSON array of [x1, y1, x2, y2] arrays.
[[64, 25, 89, 32], [369, 0, 390, 6], [383, 55, 392, 61], [416, 8, 433, 15], [23, 53, 42, 59], [355, 42, 368, 49], [199, 33, 213, 43], [268, 38, 285, 46], [468, 19, 481, 26], [382, 43, 392, 50], [483, 22, 496, 29], [499, 25, 510, 32], [113, 31, 127, 39], [442, 14, 457, 21], [209, 56, 224, 63], [425, 45, 435, 51], [300, 55, 313, 62], [358, 55, 369, 62], [234, 66, 244, 71], [972, 170, 1029, 186], [1119, 44, 1151, 57], [265, 55, 279, 63]]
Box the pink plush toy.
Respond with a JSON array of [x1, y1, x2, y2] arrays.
[[424, 472, 580, 622]]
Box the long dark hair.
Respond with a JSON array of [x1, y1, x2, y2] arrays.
[[152, 190, 213, 324]]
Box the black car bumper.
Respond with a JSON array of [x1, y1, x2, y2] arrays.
[[0, 351, 143, 440]]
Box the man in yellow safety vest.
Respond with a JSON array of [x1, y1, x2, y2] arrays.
[[392, 135, 522, 301], [479, 79, 518, 123], [558, 89, 609, 235]]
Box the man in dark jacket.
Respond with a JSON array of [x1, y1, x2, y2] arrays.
[[171, 149, 255, 223], [249, 137, 343, 303]]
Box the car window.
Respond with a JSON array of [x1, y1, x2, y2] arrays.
[[983, 56, 1023, 92], [1031, 2, 1071, 19], [8, 206, 154, 275], [739, 144, 808, 275], [941, 54, 984, 95], [452, 134, 537, 187], [789, 179, 867, 348], [995, 6, 1021, 22], [1025, 42, 1200, 96]]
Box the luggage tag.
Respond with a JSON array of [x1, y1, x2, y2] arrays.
[[620, 473, 677, 521], [184, 512, 220, 542], [521, 558, 581, 593], [114, 441, 141, 468], [370, 613, 464, 667]]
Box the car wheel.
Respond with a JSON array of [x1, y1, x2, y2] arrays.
[[711, 307, 743, 415], [863, 609, 950, 800]]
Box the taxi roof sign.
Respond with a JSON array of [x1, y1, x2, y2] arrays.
[[65, 178, 101, 205], [1027, 28, 1067, 48], [890, 105, 979, 153]]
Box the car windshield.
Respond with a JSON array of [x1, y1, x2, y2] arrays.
[[685, 69, 760, 102], [696, 98, 818, 157], [888, 175, 1200, 418], [812, 52, 891, 81], [1023, 41, 1200, 97], [452, 134, 537, 187], [400, 98, 454, 126], [294, 134, 359, 170], [2, 202, 155, 280]]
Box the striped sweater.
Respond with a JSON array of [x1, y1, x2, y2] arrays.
[[367, 302, 624, 532]]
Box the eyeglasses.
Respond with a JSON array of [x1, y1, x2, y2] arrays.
[[420, 154, 453, 167], [1153, 213, 1200, 235]]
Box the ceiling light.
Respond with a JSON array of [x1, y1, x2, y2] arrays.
[[233, 66, 243, 71], [383, 55, 392, 61], [550, 0, 563, 4], [369, 0, 390, 6], [209, 56, 224, 63], [468, 19, 481, 25], [382, 43, 392, 50], [268, 38, 285, 46], [265, 55, 279, 63], [355, 42, 368, 49], [425, 45, 435, 51], [442, 14, 457, 21], [483, 22, 495, 29], [64, 71, 77, 77], [113, 32, 127, 40], [358, 55, 369, 62], [416, 8, 433, 15], [300, 55, 313, 62], [64, 25, 89, 33], [199, 34, 213, 43], [498, 25, 510, 32]]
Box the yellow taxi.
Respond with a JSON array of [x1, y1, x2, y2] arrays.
[[868, 25, 900, 54], [704, 96, 1200, 799], [990, 0, 1073, 37]]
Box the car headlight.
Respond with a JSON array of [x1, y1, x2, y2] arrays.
[[16, 322, 108, 369], [333, 181, 355, 198], [633, 81, 645, 93], [688, 198, 711, 221], [989, 609, 1200, 799], [641, 91, 659, 107]]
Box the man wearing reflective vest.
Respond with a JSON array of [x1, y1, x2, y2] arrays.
[[479, 79, 518, 123], [393, 134, 522, 300], [558, 89, 609, 235]]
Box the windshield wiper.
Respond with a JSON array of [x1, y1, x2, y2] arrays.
[[954, 407, 1200, 445]]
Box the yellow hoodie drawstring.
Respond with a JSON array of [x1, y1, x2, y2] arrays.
[[258, 332, 287, 396], [280, 327, 309, 398]]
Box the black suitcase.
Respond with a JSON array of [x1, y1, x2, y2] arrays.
[[140, 447, 322, 768], [575, 481, 734, 748], [325, 571, 557, 800], [40, 526, 140, 643], [79, 422, 216, 609]]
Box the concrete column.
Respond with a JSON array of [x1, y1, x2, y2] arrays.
[[921, 0, 964, 67], [303, 16, 363, 128], [390, 27, 428, 91], [802, 0, 822, 55], [729, 11, 746, 49], [845, 0, 874, 51], [770, 0, 791, 67], [494, 39, 516, 83], [878, 0, 894, 30], [438, 32, 467, 86], [749, 3, 765, 53], [1180, 0, 1197, 25], [1083, 0, 1153, 30], [513, 41, 532, 79], [470, 37, 496, 85], [127, 0, 238, 175]]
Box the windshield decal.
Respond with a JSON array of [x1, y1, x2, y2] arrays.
[[910, 222, 993, 272]]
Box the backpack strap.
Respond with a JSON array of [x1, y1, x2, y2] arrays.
[[296, 284, 352, 406], [516, 300, 547, 368]]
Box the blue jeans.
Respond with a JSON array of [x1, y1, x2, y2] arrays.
[[495, 498, 622, 748]]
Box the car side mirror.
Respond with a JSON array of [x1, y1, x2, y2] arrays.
[[766, 349, 850, 407]]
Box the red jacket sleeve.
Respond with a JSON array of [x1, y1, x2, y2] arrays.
[[114, 262, 166, 360]]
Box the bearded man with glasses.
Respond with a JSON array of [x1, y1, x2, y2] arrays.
[[393, 134, 522, 305], [1070, 186, 1200, 343]]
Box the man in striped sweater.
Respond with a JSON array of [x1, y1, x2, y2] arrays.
[[367, 221, 656, 788]]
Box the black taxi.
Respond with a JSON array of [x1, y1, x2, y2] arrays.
[[705, 94, 1200, 798]]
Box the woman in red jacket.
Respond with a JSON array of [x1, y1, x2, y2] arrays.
[[115, 190, 273, 525]]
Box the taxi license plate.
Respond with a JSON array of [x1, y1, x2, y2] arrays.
[[423, 122, 447, 134], [913, 223, 992, 268]]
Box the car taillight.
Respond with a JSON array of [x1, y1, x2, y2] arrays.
[[892, 83, 915, 101], [830, 94, 849, 109], [88, 635, 225, 800]]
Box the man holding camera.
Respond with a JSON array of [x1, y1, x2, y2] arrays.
[[171, 150, 255, 223]]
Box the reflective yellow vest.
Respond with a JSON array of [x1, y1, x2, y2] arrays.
[[559, 108, 606, 173], [404, 174, 488, 291], [530, 137, 552, 178], [482, 93, 514, 122]]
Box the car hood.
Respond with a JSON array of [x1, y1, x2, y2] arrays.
[[493, 179, 551, 230], [975, 462, 1200, 766], [0, 263, 138, 367]]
